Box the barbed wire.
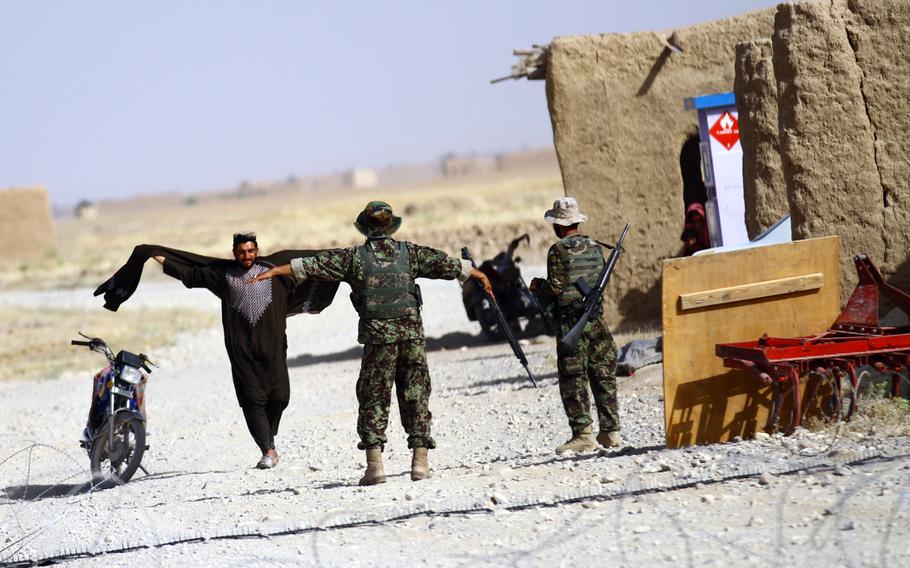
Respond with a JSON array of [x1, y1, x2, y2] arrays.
[[3, 443, 904, 567], [1, 364, 908, 568]]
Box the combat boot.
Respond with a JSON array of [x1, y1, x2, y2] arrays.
[[555, 425, 597, 455], [359, 448, 387, 486], [411, 447, 431, 481], [596, 430, 623, 448]]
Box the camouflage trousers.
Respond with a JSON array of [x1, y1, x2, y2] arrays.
[[356, 339, 435, 450], [557, 314, 620, 435]]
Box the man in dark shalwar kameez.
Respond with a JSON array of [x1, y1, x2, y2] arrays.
[[94, 232, 338, 469]]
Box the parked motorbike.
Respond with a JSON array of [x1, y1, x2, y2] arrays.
[[461, 234, 554, 340], [73, 332, 155, 488]]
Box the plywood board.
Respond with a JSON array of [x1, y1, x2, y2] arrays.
[[662, 237, 840, 448]]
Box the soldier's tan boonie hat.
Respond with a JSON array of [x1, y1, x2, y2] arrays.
[[354, 201, 402, 238], [544, 197, 588, 226]]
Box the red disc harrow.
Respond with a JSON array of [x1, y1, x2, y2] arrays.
[[716, 255, 910, 434]]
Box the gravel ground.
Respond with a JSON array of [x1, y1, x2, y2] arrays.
[[1, 271, 908, 567]]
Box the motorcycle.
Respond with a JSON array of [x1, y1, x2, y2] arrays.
[[72, 332, 155, 488], [461, 234, 555, 340]]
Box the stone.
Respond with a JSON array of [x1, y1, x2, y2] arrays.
[[491, 493, 508, 506], [759, 472, 774, 486]]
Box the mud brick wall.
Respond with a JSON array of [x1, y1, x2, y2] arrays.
[[734, 39, 787, 240], [0, 186, 54, 262], [545, 10, 775, 325], [772, 0, 910, 299], [840, 0, 910, 291]]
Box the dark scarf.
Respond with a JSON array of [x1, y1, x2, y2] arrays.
[[94, 244, 338, 315]]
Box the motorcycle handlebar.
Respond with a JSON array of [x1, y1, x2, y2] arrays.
[[71, 340, 92, 347]]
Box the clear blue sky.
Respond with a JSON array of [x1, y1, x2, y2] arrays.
[[1, 1, 779, 205]]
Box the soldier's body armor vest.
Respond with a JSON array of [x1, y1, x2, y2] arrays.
[[555, 235, 605, 312], [351, 241, 421, 320]]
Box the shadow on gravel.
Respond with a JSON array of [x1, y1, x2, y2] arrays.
[[2, 469, 238, 501], [239, 487, 301, 497], [128, 469, 232, 484], [2, 482, 93, 501], [287, 332, 493, 367], [317, 469, 413, 490], [445, 371, 558, 394], [532, 445, 667, 469], [413, 444, 670, 479]]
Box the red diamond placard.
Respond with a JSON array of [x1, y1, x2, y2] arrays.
[[709, 110, 740, 150]]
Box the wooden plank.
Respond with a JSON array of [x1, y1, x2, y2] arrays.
[[662, 237, 840, 448], [679, 272, 824, 310]]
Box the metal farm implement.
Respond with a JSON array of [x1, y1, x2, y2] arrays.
[[716, 255, 910, 434]]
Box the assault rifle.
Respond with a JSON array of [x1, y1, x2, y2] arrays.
[[462, 247, 539, 388], [559, 223, 631, 352]]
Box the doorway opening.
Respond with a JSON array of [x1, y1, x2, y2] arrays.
[[680, 133, 706, 208]]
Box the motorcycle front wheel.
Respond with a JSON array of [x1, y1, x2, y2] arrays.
[[90, 413, 146, 489]]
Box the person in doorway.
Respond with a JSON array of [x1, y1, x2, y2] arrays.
[[681, 202, 710, 255]]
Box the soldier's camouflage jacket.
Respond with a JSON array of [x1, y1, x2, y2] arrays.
[[291, 237, 472, 344]]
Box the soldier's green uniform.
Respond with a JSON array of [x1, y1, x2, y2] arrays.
[[536, 234, 620, 438], [289, 205, 472, 451]]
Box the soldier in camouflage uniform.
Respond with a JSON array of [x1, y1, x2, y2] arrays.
[[249, 201, 492, 485], [530, 197, 622, 454]]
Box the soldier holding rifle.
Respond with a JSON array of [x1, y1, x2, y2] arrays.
[[248, 201, 492, 485], [530, 197, 624, 454]]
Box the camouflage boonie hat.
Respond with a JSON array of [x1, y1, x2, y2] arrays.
[[544, 196, 588, 226], [354, 201, 402, 238]]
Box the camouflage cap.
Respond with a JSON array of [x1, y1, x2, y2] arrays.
[[354, 201, 402, 238]]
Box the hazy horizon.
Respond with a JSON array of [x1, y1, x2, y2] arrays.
[[1, 1, 780, 206]]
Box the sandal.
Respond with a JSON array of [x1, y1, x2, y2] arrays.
[[255, 455, 276, 469]]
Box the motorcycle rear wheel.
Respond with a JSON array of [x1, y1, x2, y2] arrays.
[[90, 413, 146, 489]]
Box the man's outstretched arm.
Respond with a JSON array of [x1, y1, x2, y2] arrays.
[[155, 254, 224, 293]]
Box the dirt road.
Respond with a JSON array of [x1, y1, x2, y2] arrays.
[[1, 275, 908, 567]]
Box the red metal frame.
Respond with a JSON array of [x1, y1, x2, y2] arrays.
[[716, 255, 910, 433]]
